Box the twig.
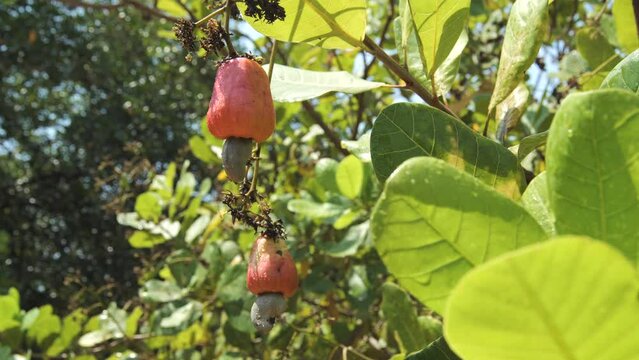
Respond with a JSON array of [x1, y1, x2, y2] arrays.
[[195, 6, 226, 27], [301, 101, 349, 156], [223, 0, 238, 56]]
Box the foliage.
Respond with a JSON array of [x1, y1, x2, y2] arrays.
[[2, 0, 639, 359]]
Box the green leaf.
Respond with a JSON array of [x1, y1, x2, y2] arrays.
[[613, 0, 639, 54], [488, 0, 548, 113], [174, 167, 196, 210], [135, 191, 163, 222], [185, 213, 210, 244], [406, 337, 461, 360], [332, 208, 363, 230], [0, 288, 20, 332], [381, 283, 428, 353], [264, 64, 385, 102], [189, 135, 218, 164], [546, 89, 639, 268], [240, 0, 367, 50], [407, 0, 471, 76], [576, 26, 619, 70], [26, 305, 61, 347], [46, 309, 86, 357], [397, 0, 412, 61], [341, 131, 371, 162], [157, 0, 189, 18], [128, 230, 167, 249], [495, 82, 530, 142], [315, 158, 340, 193], [159, 301, 202, 329], [394, 14, 429, 89], [287, 199, 345, 219], [216, 264, 247, 303], [433, 30, 468, 96], [336, 155, 364, 199], [370, 103, 524, 199], [371, 157, 546, 313], [516, 130, 547, 162], [140, 280, 185, 303], [521, 172, 555, 236], [553, 50, 588, 81], [445, 236, 639, 360], [79, 304, 128, 348], [601, 49, 639, 93], [318, 221, 368, 257], [125, 306, 143, 337]]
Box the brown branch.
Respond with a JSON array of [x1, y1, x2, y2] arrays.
[[363, 0, 395, 78], [362, 35, 457, 118], [57, 0, 181, 22], [302, 101, 350, 156]]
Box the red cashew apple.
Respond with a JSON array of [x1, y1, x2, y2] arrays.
[[247, 235, 298, 298], [206, 57, 275, 143]]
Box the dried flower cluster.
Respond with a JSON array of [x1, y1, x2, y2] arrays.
[[244, 0, 285, 23]]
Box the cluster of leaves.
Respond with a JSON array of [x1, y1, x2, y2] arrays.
[[2, 0, 639, 359]]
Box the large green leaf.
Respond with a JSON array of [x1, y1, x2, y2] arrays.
[[336, 155, 364, 199], [26, 305, 61, 347], [521, 172, 555, 236], [370, 103, 524, 199], [264, 64, 385, 102], [371, 157, 546, 313], [406, 337, 461, 360], [432, 30, 468, 96], [576, 26, 619, 70], [407, 0, 471, 76], [601, 49, 639, 93], [445, 236, 639, 360], [0, 288, 20, 332], [546, 89, 639, 268], [135, 191, 163, 222], [46, 310, 86, 357], [139, 280, 186, 303], [240, 0, 367, 49], [488, 0, 548, 113], [613, 0, 639, 54], [516, 130, 548, 162], [287, 199, 346, 219], [495, 82, 530, 142], [381, 283, 428, 353]]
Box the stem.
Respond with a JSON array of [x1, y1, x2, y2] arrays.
[[580, 53, 619, 83], [303, 0, 455, 117], [246, 39, 277, 197], [223, 0, 238, 57], [592, 0, 610, 23], [247, 144, 261, 196], [267, 39, 278, 80], [194, 6, 226, 27], [362, 36, 457, 118]]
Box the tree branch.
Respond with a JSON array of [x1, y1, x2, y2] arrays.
[[362, 36, 458, 118], [57, 0, 181, 22], [302, 101, 349, 156]]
